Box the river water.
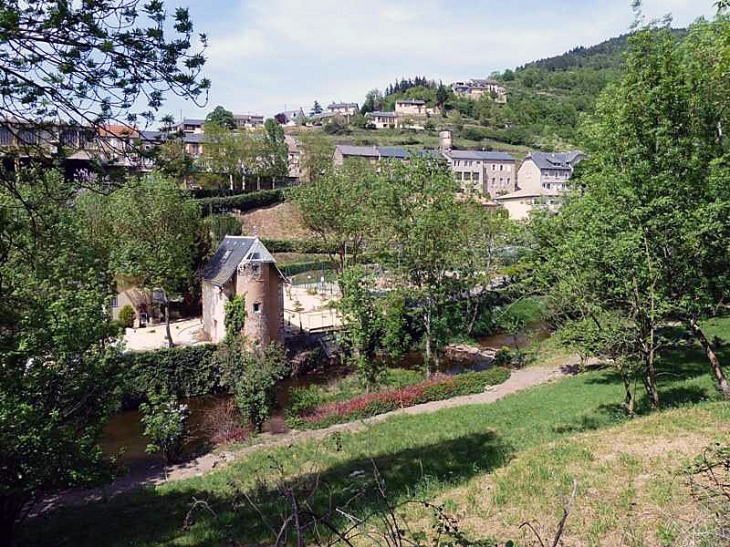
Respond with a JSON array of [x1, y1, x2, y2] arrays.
[[101, 326, 549, 466]]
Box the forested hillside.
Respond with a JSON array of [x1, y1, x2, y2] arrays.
[[356, 30, 686, 151]]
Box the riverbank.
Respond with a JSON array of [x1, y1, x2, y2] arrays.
[[34, 364, 564, 515]]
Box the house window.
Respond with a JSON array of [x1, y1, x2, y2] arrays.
[[463, 172, 471, 181], [492, 164, 496, 171], [500, 164, 504, 171], [112, 297, 118, 308], [253, 303, 261, 313], [472, 172, 480, 181], [251, 262, 261, 276], [455, 172, 462, 181]]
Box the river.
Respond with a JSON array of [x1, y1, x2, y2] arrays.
[[101, 325, 549, 466]]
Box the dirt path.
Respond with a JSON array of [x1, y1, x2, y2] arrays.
[[35, 365, 567, 515]]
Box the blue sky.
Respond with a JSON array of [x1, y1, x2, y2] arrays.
[[162, 0, 716, 121]]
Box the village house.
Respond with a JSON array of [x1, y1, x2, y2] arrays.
[[365, 111, 398, 129], [517, 151, 584, 193], [327, 102, 359, 121], [333, 145, 411, 166], [278, 109, 306, 127], [202, 236, 286, 346], [493, 151, 584, 220], [111, 287, 164, 328], [395, 99, 427, 116], [452, 79, 507, 103], [233, 113, 265, 129], [493, 188, 563, 221]]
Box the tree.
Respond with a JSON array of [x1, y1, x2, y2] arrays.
[[361, 89, 384, 114], [0, 1, 208, 134], [206, 106, 237, 130], [200, 122, 247, 190], [103, 175, 201, 348], [436, 82, 450, 107], [293, 160, 377, 273], [373, 157, 474, 376], [0, 168, 122, 546], [298, 131, 334, 183], [259, 119, 288, 177], [338, 267, 386, 389], [119, 305, 136, 328], [155, 136, 196, 185], [311, 100, 323, 115], [232, 342, 289, 433], [581, 19, 730, 399]]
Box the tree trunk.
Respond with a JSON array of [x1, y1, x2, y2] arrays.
[[229, 173, 234, 191], [620, 371, 635, 416], [424, 309, 432, 378], [643, 351, 659, 410], [165, 302, 174, 348], [689, 319, 730, 398]]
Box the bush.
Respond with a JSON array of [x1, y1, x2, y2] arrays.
[[140, 394, 190, 463], [261, 238, 337, 254], [118, 305, 136, 328], [197, 189, 288, 217], [204, 214, 242, 243], [121, 345, 221, 406], [201, 399, 250, 445], [288, 367, 510, 430], [224, 340, 291, 433]]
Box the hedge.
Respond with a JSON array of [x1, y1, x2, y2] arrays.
[[197, 189, 288, 217], [120, 344, 222, 406], [287, 367, 510, 430], [281, 260, 334, 278], [261, 238, 337, 254]]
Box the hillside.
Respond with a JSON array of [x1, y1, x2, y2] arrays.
[[321, 29, 687, 153]]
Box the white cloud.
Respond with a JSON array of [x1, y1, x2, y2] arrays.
[[168, 0, 717, 118]]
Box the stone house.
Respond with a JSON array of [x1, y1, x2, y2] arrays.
[[365, 111, 398, 129], [327, 102, 359, 120], [395, 99, 428, 116], [202, 237, 286, 346], [493, 188, 563, 221], [442, 149, 516, 196], [111, 287, 164, 328], [517, 151, 584, 193], [333, 145, 410, 166], [452, 79, 507, 103]]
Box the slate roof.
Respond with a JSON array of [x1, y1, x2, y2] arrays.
[[528, 151, 583, 171], [445, 150, 515, 161], [183, 133, 204, 144], [182, 118, 205, 126], [336, 145, 409, 159], [328, 102, 358, 109], [396, 99, 426, 105], [366, 111, 397, 118]]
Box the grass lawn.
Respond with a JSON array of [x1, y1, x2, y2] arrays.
[[24, 320, 730, 547]]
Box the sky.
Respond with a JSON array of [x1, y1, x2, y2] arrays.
[[161, 0, 717, 121]]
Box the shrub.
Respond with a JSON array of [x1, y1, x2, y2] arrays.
[[261, 238, 337, 254], [224, 295, 246, 342], [227, 340, 290, 433], [204, 214, 242, 243], [140, 394, 190, 463], [118, 305, 136, 328], [197, 189, 288, 217], [200, 399, 250, 445], [121, 344, 221, 406], [289, 367, 510, 430]]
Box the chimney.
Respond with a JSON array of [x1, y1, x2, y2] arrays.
[[439, 129, 452, 153]]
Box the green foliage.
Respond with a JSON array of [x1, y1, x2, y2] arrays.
[[230, 341, 290, 432], [323, 119, 350, 135], [0, 166, 123, 543], [139, 394, 190, 463], [206, 105, 236, 129], [338, 267, 386, 388], [292, 160, 377, 272], [121, 344, 222, 404], [204, 214, 242, 243], [224, 295, 246, 342], [118, 305, 136, 328], [261, 238, 337, 254], [197, 189, 288, 216], [298, 131, 335, 182], [154, 138, 196, 183], [0, 0, 208, 130]]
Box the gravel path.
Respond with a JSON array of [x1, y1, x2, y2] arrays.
[[35, 365, 566, 514]]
